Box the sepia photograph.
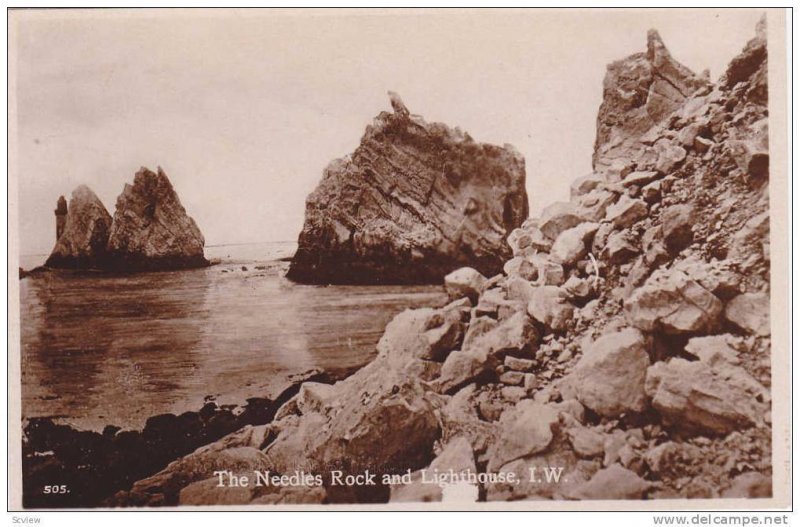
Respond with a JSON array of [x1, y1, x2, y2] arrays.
[[6, 7, 790, 513]]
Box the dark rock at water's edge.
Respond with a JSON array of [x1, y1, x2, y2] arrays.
[[44, 185, 113, 270], [19, 266, 49, 279], [41, 167, 209, 274], [21, 368, 351, 508], [287, 92, 528, 285]]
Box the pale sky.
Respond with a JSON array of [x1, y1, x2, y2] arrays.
[[12, 8, 765, 255]]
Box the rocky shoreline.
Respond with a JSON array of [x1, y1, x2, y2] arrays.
[[21, 367, 359, 508]]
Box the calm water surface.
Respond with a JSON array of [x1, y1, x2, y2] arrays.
[[20, 242, 446, 431]]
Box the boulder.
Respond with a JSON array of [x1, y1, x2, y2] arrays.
[[294, 383, 338, 416], [661, 204, 695, 253], [570, 173, 605, 198], [641, 180, 662, 203], [438, 385, 495, 455], [673, 257, 742, 300], [729, 131, 769, 185], [264, 365, 441, 479], [474, 288, 522, 319], [526, 286, 574, 332], [725, 292, 770, 336], [106, 167, 208, 271], [694, 136, 714, 154], [604, 196, 649, 229], [529, 254, 566, 286], [444, 267, 487, 303], [684, 335, 740, 366], [390, 437, 477, 502], [645, 357, 769, 435], [624, 268, 722, 334], [45, 185, 112, 269], [179, 476, 255, 505], [503, 256, 537, 281], [570, 328, 650, 418], [486, 400, 559, 471], [436, 347, 497, 395], [126, 446, 271, 505], [622, 170, 660, 188], [567, 464, 653, 500], [507, 225, 552, 256], [733, 116, 768, 157], [538, 202, 587, 240], [601, 231, 640, 264], [677, 122, 708, 149], [562, 275, 596, 300], [575, 189, 619, 222], [567, 427, 606, 458], [550, 223, 599, 266], [438, 312, 537, 393], [287, 93, 528, 284], [653, 139, 687, 174]]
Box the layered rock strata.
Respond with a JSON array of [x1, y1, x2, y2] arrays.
[[287, 93, 528, 284]]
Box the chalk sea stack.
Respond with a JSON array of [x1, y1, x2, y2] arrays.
[[44, 167, 208, 272], [287, 92, 528, 285], [105, 167, 208, 271], [45, 185, 113, 269]]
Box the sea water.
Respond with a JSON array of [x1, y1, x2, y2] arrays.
[[19, 242, 446, 431]]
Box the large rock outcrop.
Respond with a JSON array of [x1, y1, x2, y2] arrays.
[[287, 92, 528, 284], [105, 167, 208, 271], [42, 167, 208, 272], [593, 30, 708, 178], [45, 185, 112, 269]]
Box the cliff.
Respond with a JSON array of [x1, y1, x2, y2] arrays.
[[287, 93, 528, 284]]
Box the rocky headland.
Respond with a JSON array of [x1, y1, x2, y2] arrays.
[[287, 92, 528, 284], [22, 22, 772, 507], [41, 167, 208, 273]]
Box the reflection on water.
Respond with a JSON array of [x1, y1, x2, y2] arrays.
[[20, 243, 446, 431]]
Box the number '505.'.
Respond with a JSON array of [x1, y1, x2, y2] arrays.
[[43, 485, 68, 494]]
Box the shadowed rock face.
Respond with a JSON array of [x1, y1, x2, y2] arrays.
[[593, 30, 708, 177], [105, 167, 209, 271], [287, 93, 528, 285], [45, 185, 112, 269]]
